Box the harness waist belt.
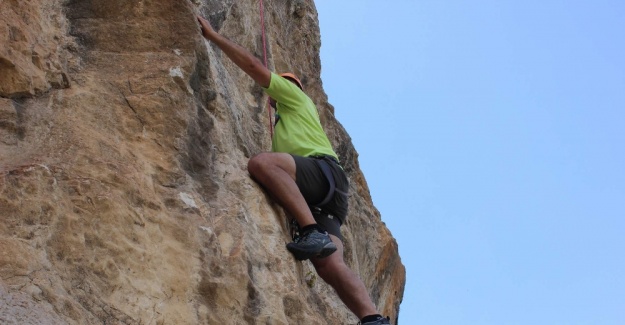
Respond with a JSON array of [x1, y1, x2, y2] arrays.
[[310, 155, 339, 165]]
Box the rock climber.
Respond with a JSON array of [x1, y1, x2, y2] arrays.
[[197, 15, 391, 325]]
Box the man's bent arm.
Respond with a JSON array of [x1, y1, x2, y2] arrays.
[[198, 16, 271, 88]]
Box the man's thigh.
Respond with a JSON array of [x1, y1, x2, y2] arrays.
[[313, 209, 343, 241], [248, 152, 297, 180]]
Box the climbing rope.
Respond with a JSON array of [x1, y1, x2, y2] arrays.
[[259, 0, 274, 139]]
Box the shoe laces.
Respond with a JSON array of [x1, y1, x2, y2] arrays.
[[297, 228, 317, 243]]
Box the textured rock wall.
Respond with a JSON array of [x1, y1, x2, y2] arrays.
[[0, 0, 405, 324]]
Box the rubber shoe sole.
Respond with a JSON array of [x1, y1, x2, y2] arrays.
[[359, 316, 391, 325], [286, 241, 337, 261]]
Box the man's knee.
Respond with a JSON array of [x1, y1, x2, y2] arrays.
[[247, 152, 296, 180], [313, 254, 346, 281], [248, 153, 269, 177], [249, 152, 281, 178]]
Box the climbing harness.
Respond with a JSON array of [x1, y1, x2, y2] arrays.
[[259, 0, 274, 138], [288, 156, 348, 241], [311, 156, 344, 208]]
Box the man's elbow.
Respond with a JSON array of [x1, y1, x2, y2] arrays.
[[248, 63, 271, 88]]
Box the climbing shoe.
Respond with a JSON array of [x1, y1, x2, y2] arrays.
[[358, 316, 391, 325], [286, 228, 336, 261]]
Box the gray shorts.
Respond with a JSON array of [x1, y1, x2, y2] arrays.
[[291, 154, 349, 241]]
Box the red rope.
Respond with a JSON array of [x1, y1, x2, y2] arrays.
[[259, 0, 274, 138]]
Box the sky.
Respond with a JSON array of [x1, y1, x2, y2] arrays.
[[315, 1, 625, 324]]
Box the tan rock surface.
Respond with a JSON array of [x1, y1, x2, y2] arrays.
[[0, 0, 405, 324]]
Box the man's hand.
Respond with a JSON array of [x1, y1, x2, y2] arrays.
[[196, 14, 271, 87], [197, 16, 216, 40]]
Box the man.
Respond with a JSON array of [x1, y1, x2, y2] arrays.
[[198, 16, 391, 325]]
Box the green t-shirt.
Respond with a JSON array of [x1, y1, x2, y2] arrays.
[[264, 73, 338, 160]]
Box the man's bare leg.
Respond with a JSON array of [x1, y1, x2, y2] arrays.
[[311, 235, 379, 319], [247, 152, 316, 227]]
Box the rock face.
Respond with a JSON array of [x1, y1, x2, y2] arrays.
[[0, 0, 405, 324]]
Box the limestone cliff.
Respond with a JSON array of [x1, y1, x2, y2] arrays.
[[0, 0, 405, 324]]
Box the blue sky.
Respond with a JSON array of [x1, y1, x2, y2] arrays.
[[316, 1, 625, 324]]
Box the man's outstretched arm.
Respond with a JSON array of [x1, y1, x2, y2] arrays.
[[198, 16, 271, 88]]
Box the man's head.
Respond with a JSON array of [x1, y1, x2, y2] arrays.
[[279, 72, 303, 90], [270, 72, 304, 108]]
